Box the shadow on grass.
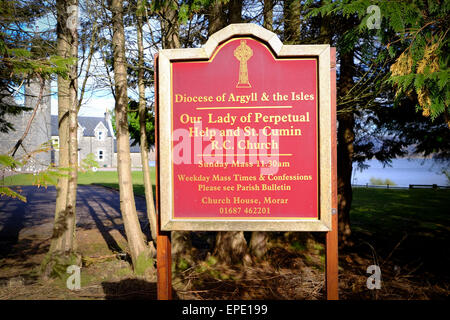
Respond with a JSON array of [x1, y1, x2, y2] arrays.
[[81, 197, 123, 254], [0, 186, 56, 258], [89, 183, 155, 243]]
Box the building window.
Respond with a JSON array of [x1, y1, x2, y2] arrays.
[[52, 137, 59, 149], [97, 130, 104, 141], [98, 150, 104, 161]]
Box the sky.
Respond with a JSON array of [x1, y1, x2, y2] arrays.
[[32, 7, 115, 117], [49, 82, 115, 117], [34, 3, 156, 118]]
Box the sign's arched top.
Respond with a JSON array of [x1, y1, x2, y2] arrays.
[[159, 23, 330, 61]]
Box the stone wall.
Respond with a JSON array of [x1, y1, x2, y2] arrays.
[[80, 136, 115, 168], [112, 152, 142, 168], [52, 135, 116, 168], [0, 78, 51, 172]]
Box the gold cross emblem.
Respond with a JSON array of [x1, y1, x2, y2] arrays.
[[233, 40, 253, 88]]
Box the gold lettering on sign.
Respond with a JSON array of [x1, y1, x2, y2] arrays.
[[233, 40, 253, 88]]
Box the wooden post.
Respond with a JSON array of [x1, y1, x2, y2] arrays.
[[156, 227, 172, 300], [154, 54, 172, 300], [326, 47, 339, 300]]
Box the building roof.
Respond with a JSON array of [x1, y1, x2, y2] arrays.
[[114, 139, 141, 153], [51, 115, 113, 137], [51, 114, 141, 154]]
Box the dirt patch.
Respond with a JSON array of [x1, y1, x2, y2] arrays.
[[174, 247, 325, 300], [171, 235, 449, 300], [0, 226, 449, 300]]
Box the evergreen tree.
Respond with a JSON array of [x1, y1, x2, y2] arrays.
[[308, 0, 449, 243], [312, 0, 449, 123], [0, 0, 69, 133]]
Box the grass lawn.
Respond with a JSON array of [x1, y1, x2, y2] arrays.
[[1, 169, 155, 197], [77, 170, 155, 196], [349, 187, 450, 281], [351, 188, 450, 237]]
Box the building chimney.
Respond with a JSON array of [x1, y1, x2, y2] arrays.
[[105, 109, 115, 139]]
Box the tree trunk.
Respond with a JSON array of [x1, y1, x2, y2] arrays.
[[263, 0, 274, 31], [49, 0, 70, 256], [42, 0, 79, 278], [160, 0, 180, 49], [244, 0, 279, 260], [137, 0, 157, 248], [283, 0, 301, 43], [214, 231, 249, 265], [158, 0, 192, 268], [249, 231, 268, 259], [64, 0, 79, 253], [228, 0, 242, 24], [337, 49, 356, 246], [207, 1, 251, 264], [207, 1, 226, 36], [111, 0, 150, 271]]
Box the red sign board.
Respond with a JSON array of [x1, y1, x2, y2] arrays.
[[170, 38, 318, 220]]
